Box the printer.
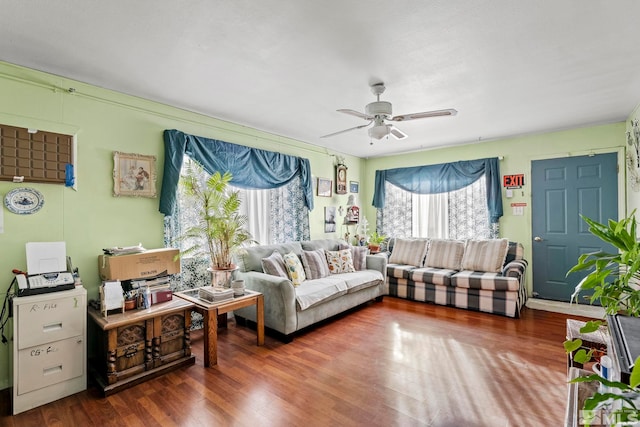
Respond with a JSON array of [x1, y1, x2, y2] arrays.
[[16, 241, 75, 296]]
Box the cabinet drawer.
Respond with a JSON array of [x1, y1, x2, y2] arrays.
[[17, 293, 85, 349], [17, 336, 84, 395]]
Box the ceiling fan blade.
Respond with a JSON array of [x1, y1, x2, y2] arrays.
[[388, 125, 408, 140], [337, 109, 373, 120], [391, 108, 458, 122], [320, 121, 373, 138]]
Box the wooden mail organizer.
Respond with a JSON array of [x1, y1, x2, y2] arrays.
[[87, 298, 195, 396]]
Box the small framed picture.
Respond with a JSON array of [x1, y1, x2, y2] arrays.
[[336, 164, 347, 194], [324, 206, 337, 233], [113, 152, 157, 198], [350, 181, 359, 193], [317, 178, 332, 197]]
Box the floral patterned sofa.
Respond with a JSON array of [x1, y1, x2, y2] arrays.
[[385, 238, 528, 317]]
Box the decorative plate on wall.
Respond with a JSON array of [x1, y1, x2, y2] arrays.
[[4, 187, 45, 214]]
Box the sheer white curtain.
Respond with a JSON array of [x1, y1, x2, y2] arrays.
[[411, 192, 448, 238], [235, 187, 271, 246]]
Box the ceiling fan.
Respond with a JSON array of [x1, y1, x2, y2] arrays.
[[321, 82, 457, 140]]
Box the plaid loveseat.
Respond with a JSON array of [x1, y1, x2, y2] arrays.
[[385, 238, 527, 318]]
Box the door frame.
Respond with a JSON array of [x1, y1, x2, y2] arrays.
[[526, 147, 626, 299]]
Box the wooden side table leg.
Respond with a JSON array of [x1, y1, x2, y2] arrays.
[[207, 308, 219, 366], [256, 294, 264, 346]]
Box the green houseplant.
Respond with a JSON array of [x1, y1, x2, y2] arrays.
[[565, 210, 640, 424], [367, 231, 387, 252], [567, 210, 640, 316], [176, 162, 254, 271]]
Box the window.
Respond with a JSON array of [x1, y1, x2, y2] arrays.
[[377, 175, 496, 240], [164, 159, 309, 256]]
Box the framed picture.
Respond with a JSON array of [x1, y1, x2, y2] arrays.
[[350, 181, 359, 193], [336, 164, 347, 194], [324, 206, 336, 233], [113, 151, 157, 198], [317, 177, 332, 197]]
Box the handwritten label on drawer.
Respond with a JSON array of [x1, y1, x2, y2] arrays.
[[30, 345, 60, 357]]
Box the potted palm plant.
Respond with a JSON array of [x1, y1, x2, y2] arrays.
[[176, 161, 254, 284]]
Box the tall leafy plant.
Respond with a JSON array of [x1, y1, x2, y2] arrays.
[[565, 210, 640, 425], [177, 162, 254, 270], [567, 210, 640, 316]]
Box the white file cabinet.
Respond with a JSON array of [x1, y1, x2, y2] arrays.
[[12, 286, 86, 414]]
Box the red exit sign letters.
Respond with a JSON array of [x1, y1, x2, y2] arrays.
[[503, 174, 525, 188]]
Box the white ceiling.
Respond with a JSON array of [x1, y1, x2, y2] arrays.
[[1, 1, 640, 158]]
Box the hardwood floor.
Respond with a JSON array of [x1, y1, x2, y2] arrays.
[[0, 298, 589, 426]]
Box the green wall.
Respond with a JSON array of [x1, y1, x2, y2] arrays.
[[0, 60, 632, 391], [0, 62, 363, 389], [364, 122, 627, 299]]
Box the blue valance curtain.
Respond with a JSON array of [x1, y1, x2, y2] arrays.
[[372, 157, 503, 223], [159, 129, 314, 215]]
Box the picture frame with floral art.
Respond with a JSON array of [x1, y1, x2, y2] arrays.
[[113, 151, 157, 198]]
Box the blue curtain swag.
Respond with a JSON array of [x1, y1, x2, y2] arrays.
[[373, 157, 503, 223], [159, 129, 314, 216]]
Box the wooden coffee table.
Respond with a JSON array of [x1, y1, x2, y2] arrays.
[[175, 288, 264, 367]]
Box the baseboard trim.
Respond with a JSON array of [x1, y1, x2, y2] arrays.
[[526, 298, 605, 319]]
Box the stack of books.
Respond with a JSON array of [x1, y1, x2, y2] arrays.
[[198, 286, 234, 303]]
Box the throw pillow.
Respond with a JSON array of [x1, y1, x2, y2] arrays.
[[461, 238, 509, 273], [325, 249, 356, 274], [424, 239, 465, 270], [261, 251, 288, 278], [301, 249, 330, 280], [388, 238, 429, 266], [338, 243, 368, 271], [283, 252, 306, 286]]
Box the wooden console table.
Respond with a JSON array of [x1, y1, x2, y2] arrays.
[[175, 289, 264, 367], [87, 298, 196, 396]]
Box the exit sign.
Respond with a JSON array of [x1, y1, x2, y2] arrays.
[[503, 174, 525, 188]]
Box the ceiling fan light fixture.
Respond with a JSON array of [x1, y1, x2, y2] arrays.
[[368, 124, 390, 140]]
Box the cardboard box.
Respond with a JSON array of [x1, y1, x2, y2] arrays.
[[98, 248, 180, 280]]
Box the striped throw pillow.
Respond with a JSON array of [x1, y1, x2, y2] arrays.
[[424, 239, 465, 270], [301, 249, 330, 279], [388, 238, 429, 266], [461, 239, 509, 273], [261, 251, 288, 278]]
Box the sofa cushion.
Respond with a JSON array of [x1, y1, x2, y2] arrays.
[[505, 241, 524, 264], [451, 270, 520, 291], [261, 251, 288, 278], [424, 239, 465, 270], [341, 270, 384, 293], [410, 267, 457, 287], [325, 249, 356, 274], [339, 243, 368, 271], [461, 239, 509, 273], [295, 277, 348, 310], [388, 238, 429, 266], [301, 239, 345, 252], [283, 252, 306, 286], [237, 242, 302, 272], [387, 264, 417, 280], [301, 249, 330, 280]]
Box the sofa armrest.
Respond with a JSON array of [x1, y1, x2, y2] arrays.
[[234, 270, 298, 335], [366, 253, 388, 276], [502, 259, 528, 281]]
